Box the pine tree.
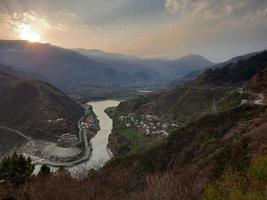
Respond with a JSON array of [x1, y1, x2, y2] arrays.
[[0, 153, 34, 187]]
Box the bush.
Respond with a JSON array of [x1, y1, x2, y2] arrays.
[[0, 153, 34, 187], [249, 156, 267, 181], [39, 164, 51, 175], [202, 185, 224, 200]]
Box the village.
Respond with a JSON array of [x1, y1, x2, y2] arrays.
[[81, 104, 100, 133], [118, 114, 179, 138]]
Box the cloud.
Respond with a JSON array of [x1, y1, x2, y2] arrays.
[[0, 0, 266, 61], [164, 0, 267, 18], [164, 0, 181, 13], [163, 0, 267, 38], [137, 0, 267, 60]]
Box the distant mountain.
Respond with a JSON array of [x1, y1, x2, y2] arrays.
[[183, 51, 265, 81], [141, 54, 213, 80], [75, 48, 162, 84], [0, 40, 161, 98], [0, 40, 214, 99], [75, 49, 138, 60], [0, 63, 83, 157], [189, 50, 267, 87], [75, 48, 213, 84]]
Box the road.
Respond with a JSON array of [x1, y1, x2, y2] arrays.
[[0, 127, 33, 141], [237, 88, 265, 106], [192, 87, 265, 114], [30, 127, 92, 167], [0, 110, 92, 167], [29, 111, 93, 167]]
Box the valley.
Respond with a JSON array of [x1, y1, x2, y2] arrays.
[[0, 41, 267, 200], [0, 40, 213, 101], [0, 0, 267, 199]]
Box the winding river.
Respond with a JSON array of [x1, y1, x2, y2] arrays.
[[34, 100, 120, 174], [69, 100, 120, 173]]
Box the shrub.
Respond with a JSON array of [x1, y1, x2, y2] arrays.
[[0, 153, 34, 187], [39, 164, 51, 175], [202, 185, 224, 200], [249, 156, 267, 181]]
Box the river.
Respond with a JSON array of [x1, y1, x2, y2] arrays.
[[69, 100, 120, 173], [34, 100, 120, 174]]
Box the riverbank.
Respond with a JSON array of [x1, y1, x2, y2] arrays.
[[65, 100, 120, 172]]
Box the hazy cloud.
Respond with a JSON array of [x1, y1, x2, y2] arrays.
[[0, 0, 266, 61]]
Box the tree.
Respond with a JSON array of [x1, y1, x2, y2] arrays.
[[39, 164, 51, 175], [0, 153, 34, 187]]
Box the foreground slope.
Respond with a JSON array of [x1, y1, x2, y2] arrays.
[[1, 104, 266, 200]]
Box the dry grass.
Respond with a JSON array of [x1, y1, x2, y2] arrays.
[[131, 171, 191, 200], [0, 167, 193, 200]]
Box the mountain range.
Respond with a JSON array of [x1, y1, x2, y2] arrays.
[[0, 40, 213, 100], [76, 48, 213, 81], [0, 39, 267, 199]]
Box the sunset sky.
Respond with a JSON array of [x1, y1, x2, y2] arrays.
[[0, 0, 266, 61]]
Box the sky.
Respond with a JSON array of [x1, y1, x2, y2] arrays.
[[0, 0, 266, 62]]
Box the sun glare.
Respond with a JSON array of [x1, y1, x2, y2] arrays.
[[17, 24, 41, 42]]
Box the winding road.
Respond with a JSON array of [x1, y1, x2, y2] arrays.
[[0, 110, 91, 167], [30, 127, 91, 167], [0, 127, 33, 141], [29, 113, 92, 167]]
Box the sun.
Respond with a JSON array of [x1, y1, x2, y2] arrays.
[[17, 24, 41, 42], [21, 31, 41, 42]]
